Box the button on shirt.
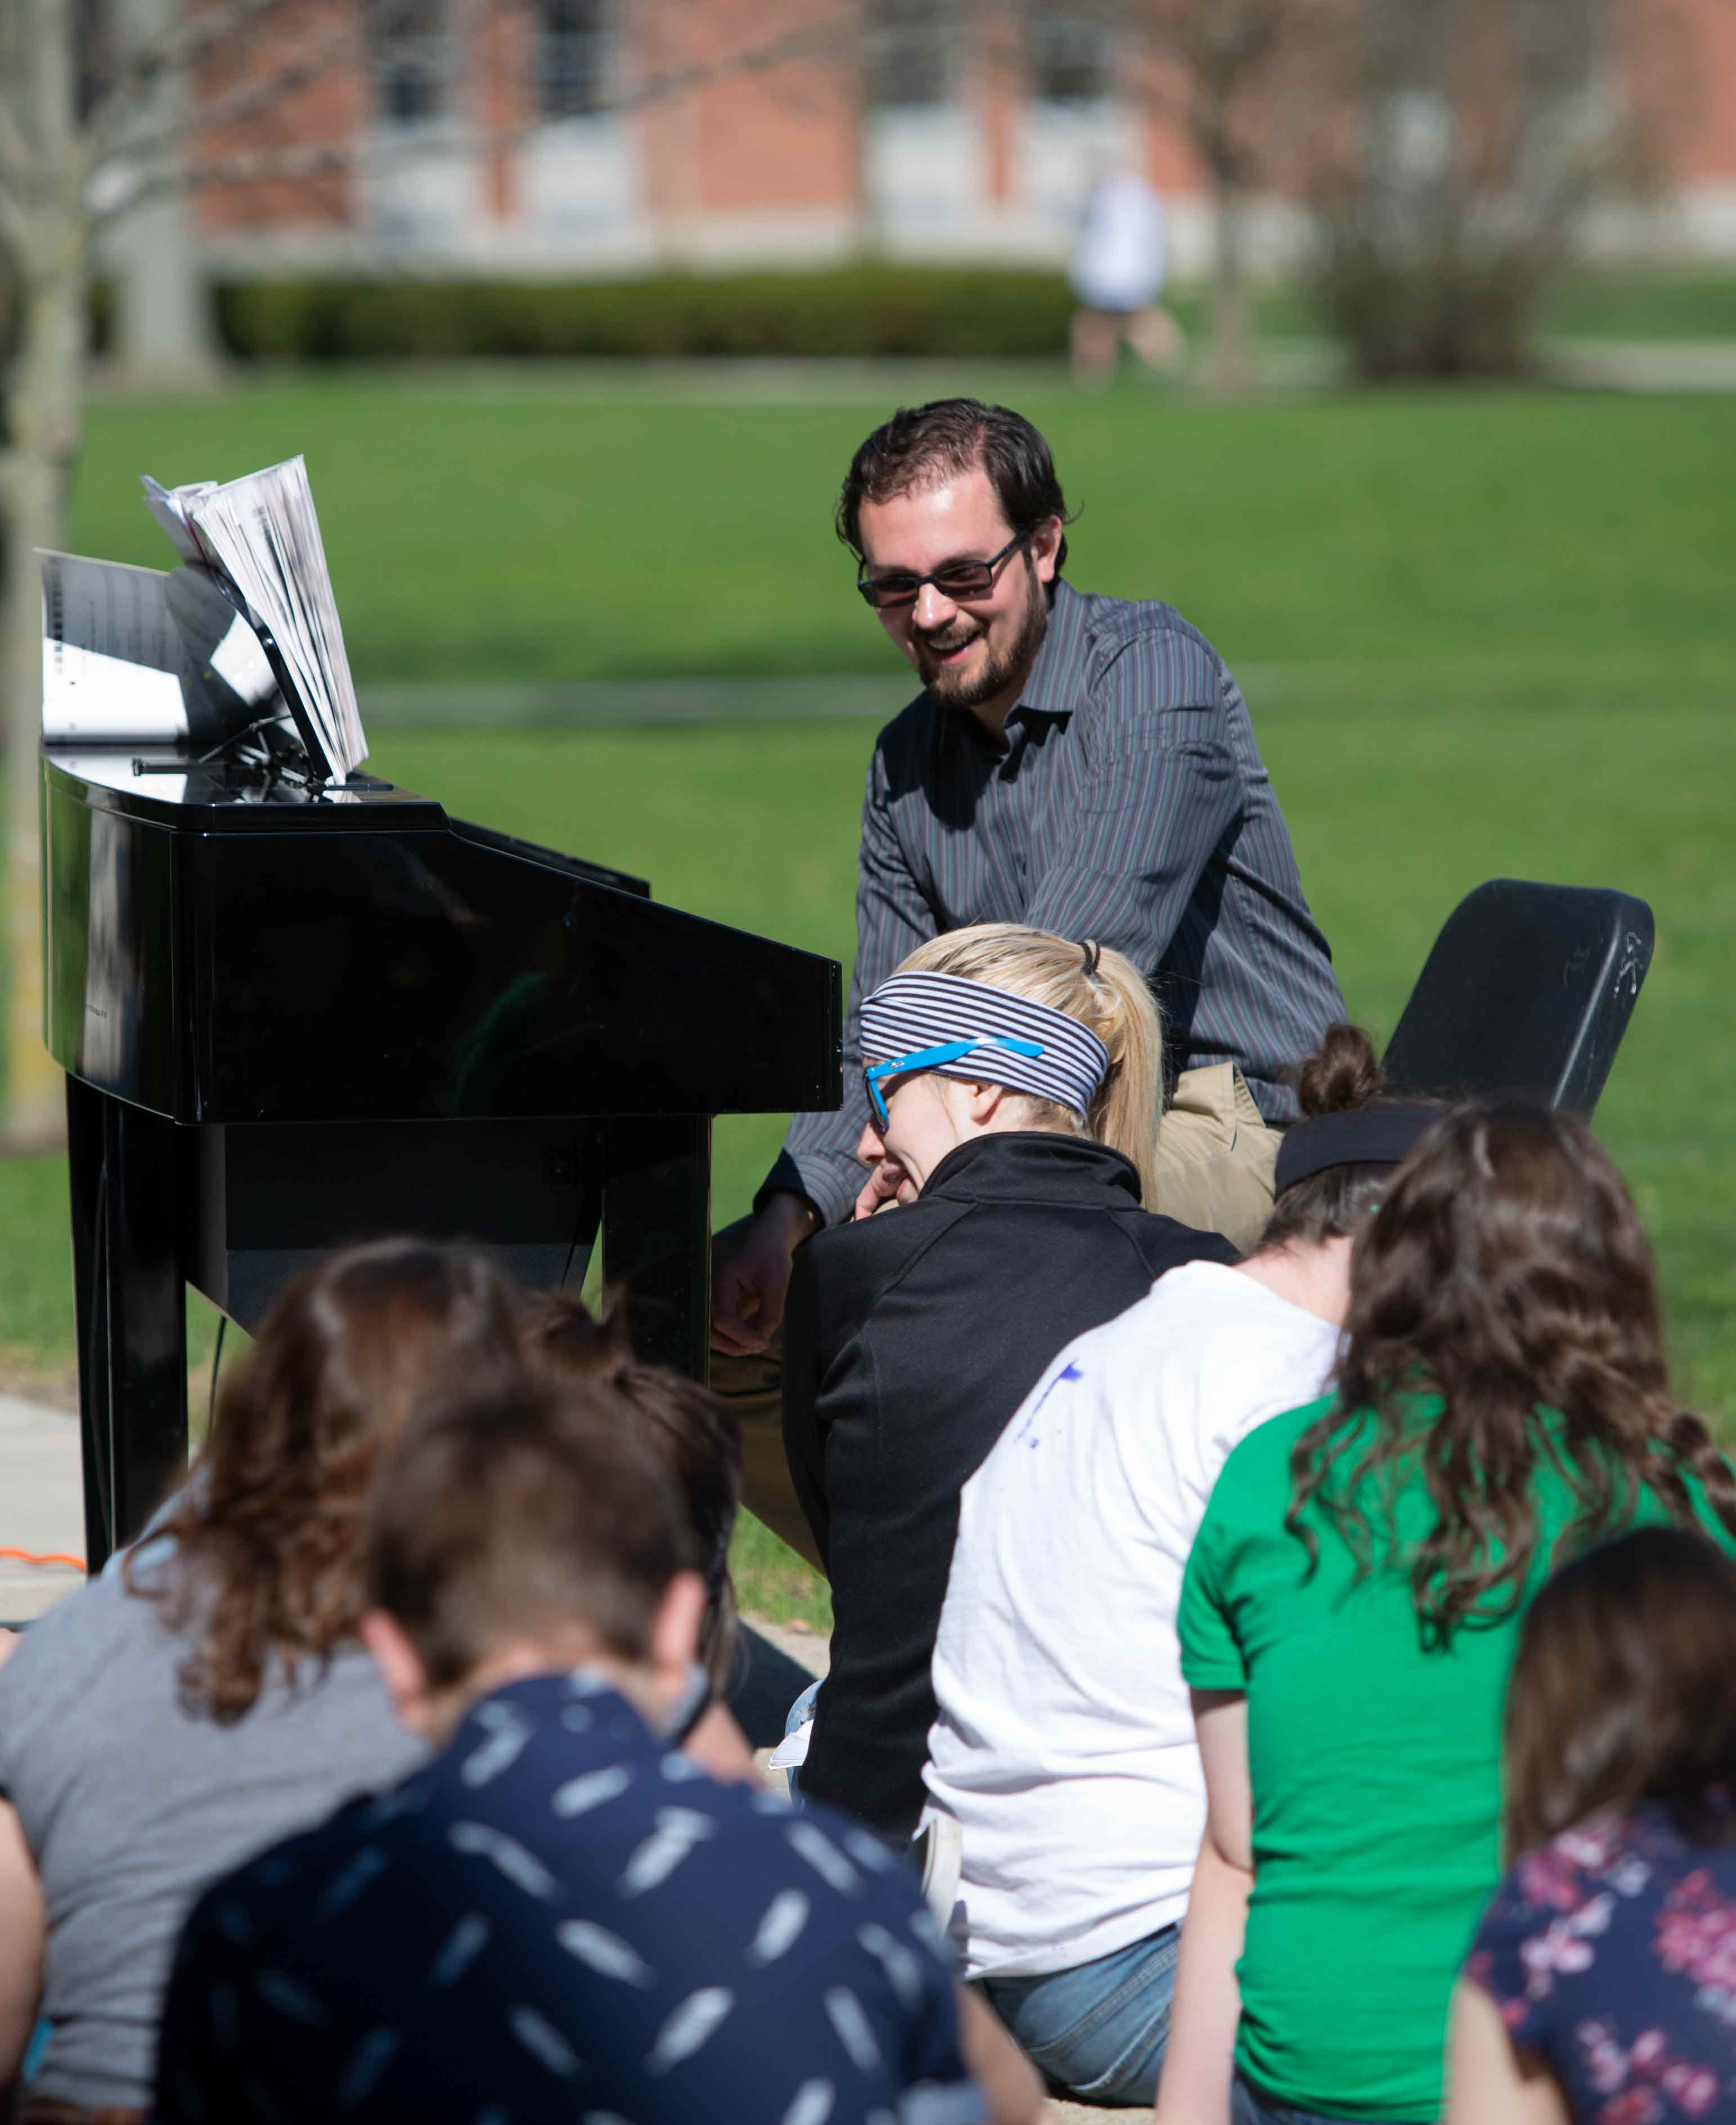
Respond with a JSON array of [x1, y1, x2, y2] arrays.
[[155, 1672, 982, 2125], [767, 581, 1345, 1228]]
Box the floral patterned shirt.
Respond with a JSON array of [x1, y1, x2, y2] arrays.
[[1467, 1803, 1736, 2123]]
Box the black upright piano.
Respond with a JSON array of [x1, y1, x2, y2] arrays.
[[41, 746, 841, 1570]]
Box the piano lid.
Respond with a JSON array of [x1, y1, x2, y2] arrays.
[[43, 747, 446, 832], [42, 745, 837, 1125]]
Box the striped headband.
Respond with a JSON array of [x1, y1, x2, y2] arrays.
[[860, 969, 1111, 1120]]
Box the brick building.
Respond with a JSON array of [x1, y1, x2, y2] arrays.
[[194, 0, 1736, 277]]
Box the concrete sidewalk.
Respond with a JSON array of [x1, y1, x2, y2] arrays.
[[0, 1394, 86, 1624]]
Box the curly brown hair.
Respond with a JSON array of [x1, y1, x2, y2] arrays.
[[1287, 1100, 1736, 1644], [132, 1239, 525, 1722], [523, 1291, 743, 1694]]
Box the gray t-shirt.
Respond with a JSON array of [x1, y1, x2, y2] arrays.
[[0, 1553, 422, 2108]]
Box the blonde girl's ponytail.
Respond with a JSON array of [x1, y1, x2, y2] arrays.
[[894, 923, 1165, 1207], [1078, 940, 1163, 1208]]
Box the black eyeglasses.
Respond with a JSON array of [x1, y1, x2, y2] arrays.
[[856, 528, 1033, 610]]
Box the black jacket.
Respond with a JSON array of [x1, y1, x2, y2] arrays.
[[781, 1131, 1239, 1841]]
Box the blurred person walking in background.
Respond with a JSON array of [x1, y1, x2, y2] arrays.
[[1069, 164, 1184, 383]]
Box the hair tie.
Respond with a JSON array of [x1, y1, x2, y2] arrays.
[[1080, 938, 1101, 977]]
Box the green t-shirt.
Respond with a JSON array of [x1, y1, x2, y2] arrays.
[[1176, 1391, 1735, 2122]]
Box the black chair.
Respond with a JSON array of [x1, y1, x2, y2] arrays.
[[1380, 879, 1654, 1121]]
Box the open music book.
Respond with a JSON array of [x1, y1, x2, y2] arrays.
[[39, 460, 368, 783], [141, 457, 368, 783]]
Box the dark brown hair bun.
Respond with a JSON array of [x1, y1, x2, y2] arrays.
[[1296, 1022, 1384, 1118]]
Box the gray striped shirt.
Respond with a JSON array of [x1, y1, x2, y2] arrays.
[[766, 578, 1345, 1227]]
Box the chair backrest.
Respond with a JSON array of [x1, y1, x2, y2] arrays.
[[1380, 879, 1654, 1121]]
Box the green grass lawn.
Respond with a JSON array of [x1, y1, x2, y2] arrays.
[[8, 372, 1734, 1614], [69, 379, 1735, 684], [1177, 267, 1736, 344]]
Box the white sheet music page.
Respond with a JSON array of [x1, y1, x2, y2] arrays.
[[41, 551, 192, 742], [141, 458, 368, 783]]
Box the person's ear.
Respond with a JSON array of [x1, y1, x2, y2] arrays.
[[964, 1078, 1008, 1126], [360, 1610, 438, 1736], [647, 1571, 708, 1685], [1031, 515, 1063, 584]]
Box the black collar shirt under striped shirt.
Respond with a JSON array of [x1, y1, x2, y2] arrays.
[[764, 579, 1346, 1230]]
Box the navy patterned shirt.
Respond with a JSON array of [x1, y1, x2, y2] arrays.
[[1467, 1803, 1736, 2124], [768, 579, 1344, 1227], [154, 1672, 981, 2125]]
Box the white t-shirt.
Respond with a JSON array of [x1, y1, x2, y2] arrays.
[[1069, 170, 1167, 312], [920, 1259, 1342, 1979]]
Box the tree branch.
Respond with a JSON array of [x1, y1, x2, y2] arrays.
[[0, 181, 30, 264], [86, 0, 309, 153], [106, 1, 861, 213], [102, 13, 370, 174], [0, 91, 30, 194]]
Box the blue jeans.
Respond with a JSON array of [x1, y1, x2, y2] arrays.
[[1231, 2073, 1401, 2125], [979, 1921, 1179, 2107]]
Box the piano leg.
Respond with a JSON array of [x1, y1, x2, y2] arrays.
[[601, 1117, 712, 1383], [66, 1076, 189, 1572]]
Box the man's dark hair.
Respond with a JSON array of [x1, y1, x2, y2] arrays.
[[836, 398, 1073, 572], [366, 1374, 698, 1689]]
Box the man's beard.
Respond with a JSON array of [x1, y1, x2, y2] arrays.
[[916, 563, 1049, 715]]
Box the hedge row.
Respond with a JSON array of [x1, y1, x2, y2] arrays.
[[213, 265, 1078, 362]]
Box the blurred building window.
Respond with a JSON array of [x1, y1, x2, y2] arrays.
[[867, 0, 955, 109], [1027, 14, 1115, 105], [538, 0, 615, 122], [370, 0, 450, 124]]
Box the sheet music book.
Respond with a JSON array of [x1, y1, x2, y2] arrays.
[[142, 457, 368, 784]]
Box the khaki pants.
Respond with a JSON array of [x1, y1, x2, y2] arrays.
[[1148, 1061, 1281, 1255], [713, 1063, 1280, 1571]]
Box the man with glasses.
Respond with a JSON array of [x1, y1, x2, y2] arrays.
[[712, 399, 1342, 1550]]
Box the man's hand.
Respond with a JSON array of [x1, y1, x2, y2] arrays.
[[711, 1194, 819, 1357]]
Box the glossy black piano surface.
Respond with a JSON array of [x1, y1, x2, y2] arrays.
[[43, 745, 843, 1566], [43, 749, 838, 1125]]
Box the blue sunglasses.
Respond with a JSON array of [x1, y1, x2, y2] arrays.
[[863, 1034, 1045, 1130]]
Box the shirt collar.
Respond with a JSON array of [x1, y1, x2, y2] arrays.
[[448, 1667, 656, 1758], [927, 579, 1085, 763], [920, 1128, 1143, 1204], [1010, 577, 1089, 723], [936, 579, 1085, 762]]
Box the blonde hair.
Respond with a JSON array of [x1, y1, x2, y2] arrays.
[[896, 923, 1164, 1207]]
